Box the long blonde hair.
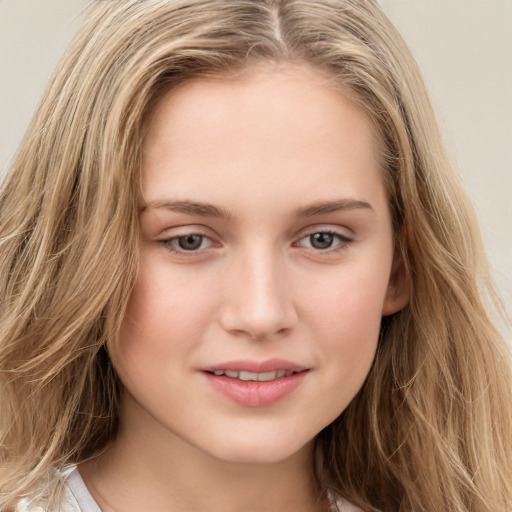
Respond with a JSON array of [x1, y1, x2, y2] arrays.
[[1, 1, 510, 510]]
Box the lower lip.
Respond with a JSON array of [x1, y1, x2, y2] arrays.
[[202, 371, 308, 407]]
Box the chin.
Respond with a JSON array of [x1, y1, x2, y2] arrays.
[[202, 432, 315, 466]]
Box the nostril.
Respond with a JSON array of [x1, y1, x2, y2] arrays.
[[219, 306, 297, 341], [218, 260, 298, 339]]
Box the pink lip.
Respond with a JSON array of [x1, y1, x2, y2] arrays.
[[201, 358, 308, 373], [200, 359, 309, 408]]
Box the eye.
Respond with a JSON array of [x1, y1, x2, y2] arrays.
[[162, 233, 213, 252], [297, 231, 351, 251]]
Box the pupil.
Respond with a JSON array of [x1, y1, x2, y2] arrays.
[[310, 232, 333, 249], [178, 234, 203, 250]]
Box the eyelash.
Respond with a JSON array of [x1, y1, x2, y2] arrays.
[[159, 229, 352, 257], [294, 230, 352, 253], [159, 232, 214, 255]]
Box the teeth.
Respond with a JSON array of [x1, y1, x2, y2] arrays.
[[211, 370, 295, 381], [258, 371, 279, 381], [239, 371, 259, 381]]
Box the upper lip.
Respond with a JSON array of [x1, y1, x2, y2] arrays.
[[201, 358, 309, 373]]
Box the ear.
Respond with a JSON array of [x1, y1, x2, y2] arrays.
[[382, 243, 410, 317]]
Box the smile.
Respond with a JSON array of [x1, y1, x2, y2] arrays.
[[208, 370, 296, 381], [202, 367, 309, 407]]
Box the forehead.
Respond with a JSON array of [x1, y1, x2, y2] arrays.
[[144, 63, 377, 154], [141, 63, 386, 213]]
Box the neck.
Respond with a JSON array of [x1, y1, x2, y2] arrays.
[[79, 394, 328, 512]]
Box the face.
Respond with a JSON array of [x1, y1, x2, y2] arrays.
[[111, 64, 407, 465]]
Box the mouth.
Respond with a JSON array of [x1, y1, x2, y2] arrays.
[[201, 360, 309, 407], [205, 369, 300, 381]]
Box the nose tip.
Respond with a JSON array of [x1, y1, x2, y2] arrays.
[[221, 301, 295, 341], [219, 256, 297, 341]]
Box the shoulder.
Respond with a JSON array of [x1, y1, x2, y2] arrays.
[[340, 502, 364, 512], [15, 491, 80, 512], [333, 496, 365, 512], [15, 468, 82, 512]]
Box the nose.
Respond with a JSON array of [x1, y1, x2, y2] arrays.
[[219, 247, 298, 341]]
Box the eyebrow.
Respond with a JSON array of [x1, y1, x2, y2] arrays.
[[296, 198, 373, 217], [140, 200, 232, 219], [140, 198, 373, 218]]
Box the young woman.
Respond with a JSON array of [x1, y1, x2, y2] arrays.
[[1, 1, 510, 511]]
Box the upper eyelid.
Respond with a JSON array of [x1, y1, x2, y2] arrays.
[[295, 225, 353, 239], [156, 225, 217, 242]]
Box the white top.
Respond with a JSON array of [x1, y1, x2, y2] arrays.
[[16, 469, 99, 512], [17, 467, 361, 511]]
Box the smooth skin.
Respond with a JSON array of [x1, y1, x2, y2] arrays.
[[80, 63, 409, 512]]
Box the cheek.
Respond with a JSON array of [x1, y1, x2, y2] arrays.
[[302, 258, 391, 340], [319, 285, 382, 381], [299, 256, 392, 400], [113, 253, 219, 372]]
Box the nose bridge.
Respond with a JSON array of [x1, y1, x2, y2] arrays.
[[220, 242, 296, 340]]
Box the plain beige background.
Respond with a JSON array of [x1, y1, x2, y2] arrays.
[[0, 0, 511, 340]]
